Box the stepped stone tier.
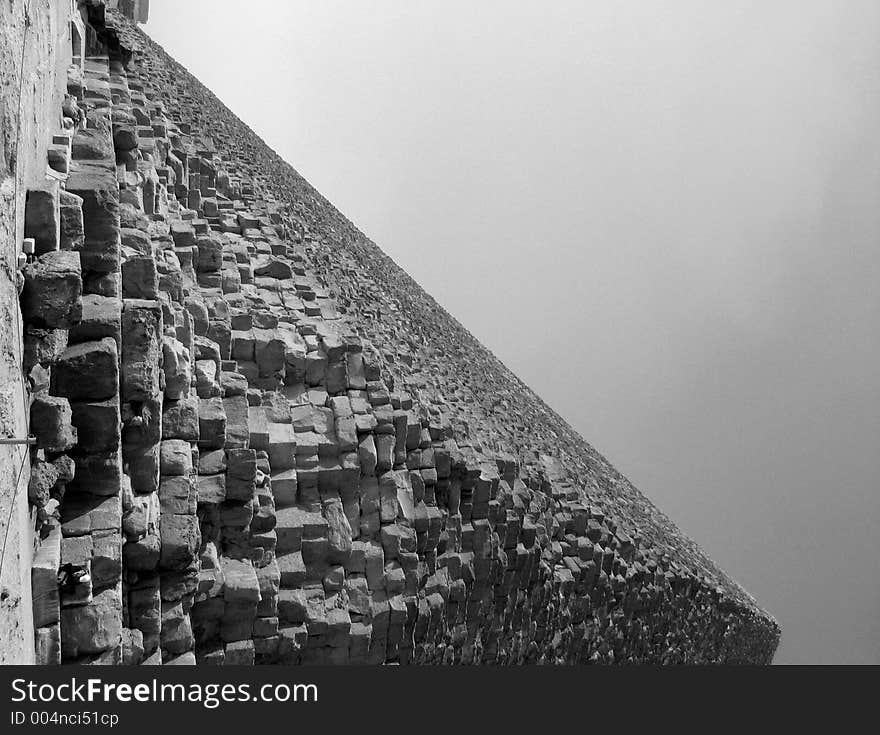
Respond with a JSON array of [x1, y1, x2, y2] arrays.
[[13, 0, 779, 665]]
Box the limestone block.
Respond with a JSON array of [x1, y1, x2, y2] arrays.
[[231, 329, 255, 361], [54, 338, 118, 401], [221, 370, 247, 397], [223, 395, 249, 449], [90, 529, 122, 588], [122, 490, 158, 539], [35, 625, 61, 665], [28, 459, 59, 508], [21, 251, 83, 329], [159, 475, 197, 516], [170, 221, 196, 248], [380, 524, 417, 561], [121, 300, 162, 402], [196, 474, 226, 508], [365, 542, 385, 591], [185, 297, 208, 336], [160, 439, 193, 476], [375, 434, 395, 473], [162, 336, 191, 400], [198, 397, 226, 450], [122, 254, 158, 300], [195, 359, 220, 398], [126, 443, 160, 494], [324, 499, 352, 563], [379, 470, 413, 524], [59, 190, 85, 251], [194, 235, 222, 273], [23, 327, 69, 371], [358, 434, 378, 475], [61, 493, 121, 537], [60, 587, 122, 659], [248, 406, 269, 452], [128, 576, 161, 654], [221, 558, 261, 604], [70, 397, 120, 453], [32, 524, 62, 628], [159, 514, 200, 571], [224, 640, 254, 665], [267, 422, 296, 471], [271, 468, 297, 507], [66, 162, 121, 277], [277, 551, 306, 588], [69, 294, 121, 345], [162, 397, 200, 441], [161, 600, 194, 655], [226, 448, 256, 501], [277, 588, 308, 624], [30, 394, 78, 453], [121, 628, 145, 666], [67, 451, 122, 496], [275, 506, 305, 553], [254, 328, 285, 377]]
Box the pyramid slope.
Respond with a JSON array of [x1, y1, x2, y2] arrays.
[[33, 2, 777, 664], [120, 12, 778, 658]]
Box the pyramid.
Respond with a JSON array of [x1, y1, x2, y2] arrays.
[[21, 1, 779, 664]]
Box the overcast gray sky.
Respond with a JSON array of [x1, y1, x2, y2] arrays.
[[144, 0, 880, 664]]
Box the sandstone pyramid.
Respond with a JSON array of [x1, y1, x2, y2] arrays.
[[21, 1, 779, 664]]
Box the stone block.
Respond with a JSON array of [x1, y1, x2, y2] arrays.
[[223, 395, 249, 449], [159, 475, 197, 516], [69, 294, 121, 346], [196, 473, 226, 507], [221, 558, 261, 604], [271, 469, 297, 507], [21, 251, 82, 329], [60, 587, 122, 660], [70, 397, 120, 453], [59, 190, 85, 251], [121, 300, 162, 402], [198, 397, 226, 450], [53, 338, 118, 401], [160, 439, 193, 476], [267, 422, 296, 471], [30, 394, 78, 453], [67, 451, 122, 496], [162, 397, 200, 442], [159, 514, 200, 571]]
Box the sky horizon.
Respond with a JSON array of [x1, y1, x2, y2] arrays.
[[143, 0, 880, 664]]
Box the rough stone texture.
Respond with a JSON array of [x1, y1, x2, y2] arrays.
[[5, 1, 778, 666]]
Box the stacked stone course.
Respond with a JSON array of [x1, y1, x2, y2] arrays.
[[17, 1, 778, 665]]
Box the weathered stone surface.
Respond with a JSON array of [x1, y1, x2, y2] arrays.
[[121, 300, 162, 402], [60, 588, 122, 659], [71, 398, 121, 453], [30, 394, 78, 453], [53, 338, 118, 401], [160, 440, 193, 476], [198, 397, 226, 450], [67, 451, 122, 497], [159, 514, 200, 571], [21, 251, 83, 329], [221, 558, 261, 604], [69, 294, 121, 345], [20, 8, 779, 668], [162, 397, 200, 441]]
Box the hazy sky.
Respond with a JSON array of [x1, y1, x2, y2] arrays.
[[144, 1, 880, 664]]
